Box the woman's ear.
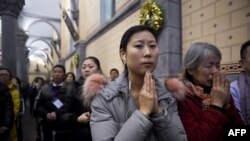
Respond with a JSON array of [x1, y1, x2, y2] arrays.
[[120, 49, 126, 63]]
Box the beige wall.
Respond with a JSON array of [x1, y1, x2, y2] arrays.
[[78, 1, 140, 78], [78, 0, 250, 76], [61, 0, 78, 74], [86, 11, 140, 77], [182, 0, 250, 68], [61, 0, 71, 60], [115, 0, 132, 12], [79, 0, 100, 40]]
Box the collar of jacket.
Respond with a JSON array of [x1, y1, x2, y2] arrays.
[[52, 82, 64, 86], [100, 72, 171, 102]]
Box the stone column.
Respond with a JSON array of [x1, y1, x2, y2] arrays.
[[75, 40, 86, 79], [154, 0, 182, 78], [0, 0, 25, 75], [1, 15, 17, 75], [16, 29, 28, 81]]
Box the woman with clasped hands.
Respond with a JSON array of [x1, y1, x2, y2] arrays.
[[166, 42, 245, 141], [90, 25, 187, 141]]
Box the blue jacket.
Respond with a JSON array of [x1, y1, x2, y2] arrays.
[[230, 80, 241, 114]]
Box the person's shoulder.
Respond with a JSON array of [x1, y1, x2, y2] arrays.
[[230, 80, 239, 95], [99, 81, 120, 100], [230, 80, 238, 88]]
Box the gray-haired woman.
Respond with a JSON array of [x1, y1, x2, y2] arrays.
[[166, 42, 245, 141]]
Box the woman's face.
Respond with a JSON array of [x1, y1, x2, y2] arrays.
[[122, 31, 159, 76], [66, 74, 74, 83], [188, 53, 221, 87], [81, 59, 99, 78]]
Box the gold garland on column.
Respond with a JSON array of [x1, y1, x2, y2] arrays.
[[73, 52, 79, 68], [139, 0, 164, 31]]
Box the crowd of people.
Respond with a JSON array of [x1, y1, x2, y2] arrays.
[[0, 25, 249, 141]]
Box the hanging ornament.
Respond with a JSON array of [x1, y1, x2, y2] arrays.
[[139, 0, 164, 31], [73, 52, 79, 68]]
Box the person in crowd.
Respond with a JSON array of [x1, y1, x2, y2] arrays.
[[62, 56, 104, 141], [65, 72, 78, 88], [166, 42, 245, 141], [20, 80, 30, 107], [65, 72, 76, 84], [0, 68, 21, 141], [11, 76, 25, 141], [0, 80, 14, 141], [77, 57, 103, 86], [230, 40, 250, 125], [34, 65, 72, 141], [89, 25, 187, 141], [109, 68, 119, 81], [29, 77, 45, 141], [29, 77, 44, 116]]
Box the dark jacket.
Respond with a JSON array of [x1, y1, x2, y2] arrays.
[[35, 82, 71, 122], [61, 84, 92, 141], [0, 81, 14, 130]]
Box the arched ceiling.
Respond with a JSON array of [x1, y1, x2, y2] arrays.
[[19, 0, 62, 67]]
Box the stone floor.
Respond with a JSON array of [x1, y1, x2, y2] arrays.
[[22, 100, 37, 141]]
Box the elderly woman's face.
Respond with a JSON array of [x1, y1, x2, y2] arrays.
[[122, 31, 159, 76], [189, 53, 221, 87]]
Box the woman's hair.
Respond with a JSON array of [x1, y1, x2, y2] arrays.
[[183, 42, 221, 81], [12, 76, 21, 87], [120, 25, 158, 51], [183, 42, 221, 70], [0, 67, 12, 79], [119, 25, 158, 72], [66, 72, 76, 81], [82, 56, 103, 74]]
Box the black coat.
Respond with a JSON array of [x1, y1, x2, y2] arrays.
[[61, 85, 92, 141], [0, 81, 14, 130], [35, 83, 71, 121]]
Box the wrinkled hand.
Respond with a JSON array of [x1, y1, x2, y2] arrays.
[[210, 72, 230, 108], [46, 112, 57, 121], [139, 71, 160, 116], [77, 112, 91, 123]]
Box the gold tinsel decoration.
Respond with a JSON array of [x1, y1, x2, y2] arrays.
[[73, 52, 79, 68], [139, 0, 164, 30]]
